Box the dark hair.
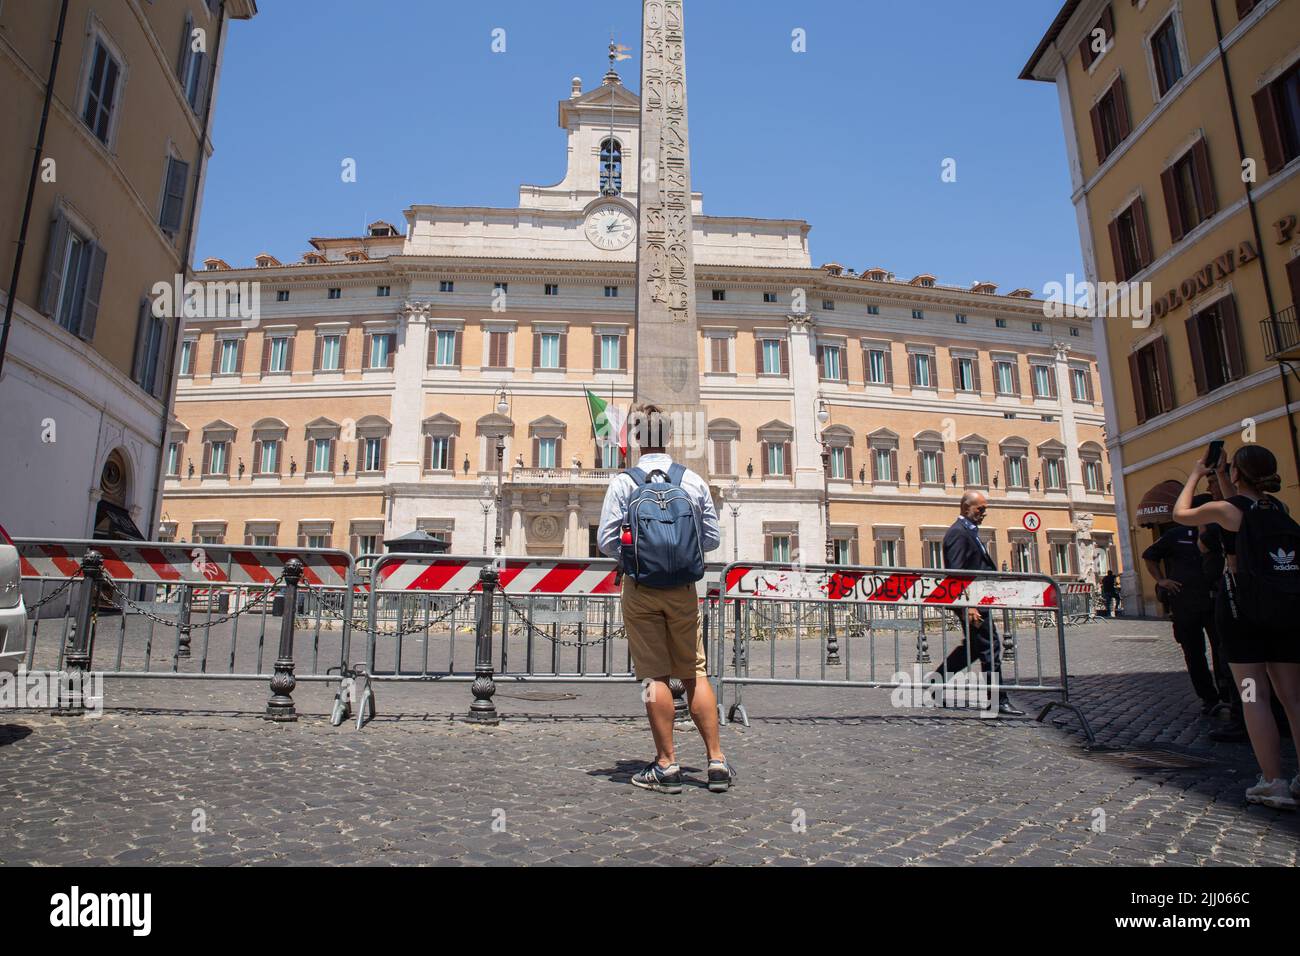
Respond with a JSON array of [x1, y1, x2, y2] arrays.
[[1232, 445, 1281, 494], [630, 404, 671, 450]]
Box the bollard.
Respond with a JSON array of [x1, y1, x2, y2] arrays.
[[669, 677, 690, 723], [466, 564, 500, 724], [265, 558, 303, 722], [824, 603, 841, 665], [176, 583, 193, 659], [55, 550, 102, 716], [1002, 608, 1017, 663]]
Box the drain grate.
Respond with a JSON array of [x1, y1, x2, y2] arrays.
[[1080, 746, 1217, 771], [1114, 638, 1160, 643]]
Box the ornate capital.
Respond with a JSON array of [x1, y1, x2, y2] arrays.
[[401, 300, 431, 322], [786, 312, 816, 332]]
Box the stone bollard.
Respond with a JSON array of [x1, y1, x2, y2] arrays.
[[176, 584, 193, 659], [265, 559, 303, 722], [669, 677, 690, 723], [466, 564, 500, 724], [825, 603, 841, 665], [55, 550, 102, 716]]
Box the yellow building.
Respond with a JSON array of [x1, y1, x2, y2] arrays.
[[0, 0, 257, 539], [161, 69, 1119, 578], [1022, 0, 1300, 614]]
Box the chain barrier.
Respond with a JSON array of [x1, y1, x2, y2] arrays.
[[307, 585, 478, 637], [25, 575, 79, 613], [100, 573, 286, 629], [499, 592, 625, 648]]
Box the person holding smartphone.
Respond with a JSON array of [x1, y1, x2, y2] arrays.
[[1173, 445, 1300, 810]]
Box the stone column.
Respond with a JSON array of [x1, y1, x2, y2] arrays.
[[787, 313, 823, 491], [566, 493, 582, 557], [1053, 342, 1086, 501], [509, 494, 524, 554], [389, 301, 430, 484]]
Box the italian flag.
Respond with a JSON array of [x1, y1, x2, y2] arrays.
[[585, 388, 628, 455]]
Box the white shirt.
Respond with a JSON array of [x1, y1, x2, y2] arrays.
[[597, 453, 721, 559]]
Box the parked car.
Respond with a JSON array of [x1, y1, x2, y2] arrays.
[[0, 524, 27, 673]]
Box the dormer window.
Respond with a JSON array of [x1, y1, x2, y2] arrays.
[[599, 137, 622, 195]]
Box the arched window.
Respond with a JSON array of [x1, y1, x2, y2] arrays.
[[599, 138, 622, 195]]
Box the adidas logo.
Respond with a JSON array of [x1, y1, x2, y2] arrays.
[[1270, 548, 1298, 572]]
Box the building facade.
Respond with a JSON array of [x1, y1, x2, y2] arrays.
[[1023, 0, 1300, 613], [0, 0, 256, 540], [162, 69, 1118, 577]]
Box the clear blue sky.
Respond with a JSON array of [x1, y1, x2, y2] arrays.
[[197, 0, 1081, 295]]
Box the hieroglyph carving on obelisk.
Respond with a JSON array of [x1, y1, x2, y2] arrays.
[[634, 0, 703, 465]]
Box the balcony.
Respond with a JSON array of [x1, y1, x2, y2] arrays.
[[509, 467, 618, 487], [1261, 305, 1300, 361]]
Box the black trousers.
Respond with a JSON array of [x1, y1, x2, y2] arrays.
[[1171, 599, 1226, 705], [938, 613, 1006, 698]]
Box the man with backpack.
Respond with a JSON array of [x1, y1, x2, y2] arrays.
[[597, 405, 733, 795]]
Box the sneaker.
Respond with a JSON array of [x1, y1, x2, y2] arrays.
[[707, 758, 737, 793], [1245, 775, 1297, 810], [631, 761, 682, 795]]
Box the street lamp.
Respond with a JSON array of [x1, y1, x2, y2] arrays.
[[492, 387, 512, 555], [478, 475, 495, 555], [815, 399, 834, 565], [724, 478, 742, 562]]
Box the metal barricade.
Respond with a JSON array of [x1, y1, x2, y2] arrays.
[[1059, 582, 1096, 625], [713, 561, 1094, 743], [15, 538, 357, 720], [339, 553, 725, 728]]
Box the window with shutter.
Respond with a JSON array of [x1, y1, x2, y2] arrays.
[[1150, 15, 1184, 98], [710, 336, 729, 373], [1110, 198, 1151, 281], [1078, 5, 1113, 70], [1254, 62, 1300, 177], [82, 39, 122, 144], [159, 157, 189, 234], [1090, 76, 1130, 163]]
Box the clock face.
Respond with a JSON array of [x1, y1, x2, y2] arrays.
[[584, 205, 636, 251]]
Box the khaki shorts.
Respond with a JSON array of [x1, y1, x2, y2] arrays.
[[621, 578, 706, 680]]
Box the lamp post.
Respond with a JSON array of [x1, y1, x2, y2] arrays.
[[815, 399, 834, 565], [814, 399, 841, 665], [724, 479, 741, 562], [478, 475, 495, 555], [493, 387, 511, 555]]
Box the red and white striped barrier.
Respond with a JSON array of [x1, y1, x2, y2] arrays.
[[16, 540, 353, 588], [372, 556, 727, 598], [1061, 582, 1095, 594], [375, 557, 619, 595], [721, 565, 1059, 610]]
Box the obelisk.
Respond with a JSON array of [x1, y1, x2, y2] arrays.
[[634, 0, 704, 472]]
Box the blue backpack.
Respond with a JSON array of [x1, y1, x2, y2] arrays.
[[620, 464, 706, 588]]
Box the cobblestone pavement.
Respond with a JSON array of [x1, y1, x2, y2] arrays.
[[0, 616, 1296, 866]]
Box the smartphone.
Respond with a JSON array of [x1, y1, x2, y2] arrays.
[[1204, 439, 1224, 469]]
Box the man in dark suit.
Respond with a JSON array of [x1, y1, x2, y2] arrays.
[[935, 491, 1024, 716]]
